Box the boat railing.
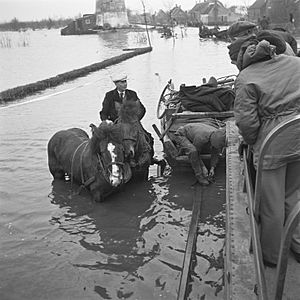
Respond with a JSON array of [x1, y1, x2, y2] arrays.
[[157, 76, 236, 120], [242, 114, 300, 299]]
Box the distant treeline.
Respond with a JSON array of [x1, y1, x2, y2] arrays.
[[0, 17, 74, 31]]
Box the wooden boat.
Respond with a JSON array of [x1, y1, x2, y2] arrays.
[[213, 29, 230, 41], [152, 75, 236, 169]]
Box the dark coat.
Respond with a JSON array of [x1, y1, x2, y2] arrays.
[[100, 88, 146, 122]]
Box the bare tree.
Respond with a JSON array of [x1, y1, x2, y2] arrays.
[[140, 0, 152, 48]]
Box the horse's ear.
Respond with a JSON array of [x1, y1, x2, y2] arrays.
[[90, 123, 97, 135]]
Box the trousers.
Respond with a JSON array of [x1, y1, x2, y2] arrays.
[[173, 135, 205, 177], [260, 160, 300, 263]]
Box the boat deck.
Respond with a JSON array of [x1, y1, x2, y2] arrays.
[[225, 120, 300, 299], [225, 120, 256, 299]]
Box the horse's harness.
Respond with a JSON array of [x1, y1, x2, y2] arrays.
[[120, 119, 141, 151], [70, 140, 124, 192]]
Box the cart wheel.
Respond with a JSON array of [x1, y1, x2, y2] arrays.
[[157, 81, 171, 119]]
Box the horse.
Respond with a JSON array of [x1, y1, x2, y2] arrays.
[[47, 120, 132, 202], [117, 101, 154, 180]]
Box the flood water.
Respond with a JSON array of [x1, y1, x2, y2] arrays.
[[1, 27, 237, 299]]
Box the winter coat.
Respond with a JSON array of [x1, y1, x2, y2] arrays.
[[234, 41, 300, 169]]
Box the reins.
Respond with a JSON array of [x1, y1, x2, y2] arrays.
[[70, 140, 89, 193], [96, 152, 125, 184]]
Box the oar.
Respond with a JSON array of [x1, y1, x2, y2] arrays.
[[177, 184, 203, 300]]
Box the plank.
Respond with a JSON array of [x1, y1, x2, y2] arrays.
[[177, 184, 203, 300]]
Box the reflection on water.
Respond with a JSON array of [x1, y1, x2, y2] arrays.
[[0, 27, 228, 299], [44, 163, 226, 300]]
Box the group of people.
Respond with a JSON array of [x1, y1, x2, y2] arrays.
[[227, 20, 300, 268], [99, 73, 227, 187], [99, 19, 300, 268]]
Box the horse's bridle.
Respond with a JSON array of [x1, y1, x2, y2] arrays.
[[96, 152, 125, 184], [70, 140, 125, 192]]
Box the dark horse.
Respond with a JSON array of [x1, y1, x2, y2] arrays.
[[47, 121, 132, 202], [117, 101, 154, 180]]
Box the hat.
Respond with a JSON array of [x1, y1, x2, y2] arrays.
[[227, 35, 257, 62], [256, 30, 286, 54], [210, 128, 226, 150], [111, 73, 127, 82], [228, 21, 256, 38]]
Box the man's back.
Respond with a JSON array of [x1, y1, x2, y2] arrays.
[[178, 123, 217, 149], [236, 55, 300, 113], [235, 54, 300, 168]]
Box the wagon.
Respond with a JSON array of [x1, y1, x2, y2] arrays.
[[152, 75, 236, 169]]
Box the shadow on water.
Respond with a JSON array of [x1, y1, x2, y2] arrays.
[[49, 178, 156, 262]]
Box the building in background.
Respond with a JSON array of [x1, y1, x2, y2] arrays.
[[188, 0, 235, 26], [249, 0, 300, 32], [61, 14, 96, 35], [170, 5, 189, 25], [248, 0, 267, 22], [95, 0, 129, 29], [266, 0, 300, 32]]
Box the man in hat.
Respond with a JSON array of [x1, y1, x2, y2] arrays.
[[173, 123, 226, 186], [100, 73, 146, 122], [227, 20, 257, 41], [227, 37, 300, 267], [228, 20, 298, 56], [100, 73, 166, 170]]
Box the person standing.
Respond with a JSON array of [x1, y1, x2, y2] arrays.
[[228, 38, 300, 267], [259, 16, 270, 30], [99, 73, 146, 122]]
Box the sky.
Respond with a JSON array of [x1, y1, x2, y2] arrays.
[[0, 0, 256, 22]]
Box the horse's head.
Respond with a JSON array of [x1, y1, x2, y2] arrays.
[[118, 101, 141, 160], [90, 121, 126, 188]]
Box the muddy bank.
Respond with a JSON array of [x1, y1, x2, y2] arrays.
[[0, 47, 152, 103]]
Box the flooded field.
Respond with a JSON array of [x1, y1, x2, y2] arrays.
[[0, 27, 236, 299]]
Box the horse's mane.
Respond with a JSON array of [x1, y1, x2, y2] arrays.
[[90, 121, 123, 154], [119, 101, 140, 123]]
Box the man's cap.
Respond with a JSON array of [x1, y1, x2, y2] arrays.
[[228, 21, 256, 38], [227, 35, 257, 62], [256, 30, 286, 54], [111, 73, 127, 82]]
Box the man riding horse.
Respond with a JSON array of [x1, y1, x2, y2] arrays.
[[99, 73, 165, 172]]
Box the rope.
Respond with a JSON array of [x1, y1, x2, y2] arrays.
[[70, 140, 88, 193]]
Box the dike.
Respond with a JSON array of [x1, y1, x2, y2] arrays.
[[0, 46, 152, 103]]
